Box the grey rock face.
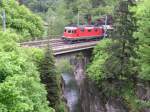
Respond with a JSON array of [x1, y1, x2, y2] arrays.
[[73, 56, 127, 112]]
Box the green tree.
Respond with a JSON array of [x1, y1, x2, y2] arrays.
[[134, 0, 150, 80], [0, 75, 54, 112], [39, 46, 61, 111], [0, 31, 54, 112], [87, 38, 113, 84], [0, 0, 44, 40], [105, 0, 137, 82], [46, 0, 68, 36], [19, 0, 57, 13], [88, 0, 137, 96], [20, 0, 118, 36], [87, 0, 143, 111]]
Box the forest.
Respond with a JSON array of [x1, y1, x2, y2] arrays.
[[0, 0, 150, 112], [18, 0, 118, 37]]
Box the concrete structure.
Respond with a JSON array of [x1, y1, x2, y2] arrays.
[[21, 38, 99, 56]]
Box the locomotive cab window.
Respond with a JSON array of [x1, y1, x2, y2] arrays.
[[68, 30, 72, 33], [88, 29, 91, 32], [71, 30, 75, 33]]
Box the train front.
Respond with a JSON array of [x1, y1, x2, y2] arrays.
[[62, 26, 78, 41]]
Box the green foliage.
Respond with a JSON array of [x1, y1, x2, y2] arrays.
[[23, 47, 45, 64], [0, 75, 54, 112], [19, 0, 57, 13], [21, 0, 118, 36], [39, 47, 62, 112], [134, 0, 150, 80], [56, 102, 68, 112], [0, 30, 19, 52], [104, 0, 136, 91], [46, 1, 68, 36], [88, 0, 150, 111], [0, 0, 44, 40], [0, 31, 54, 112], [56, 59, 73, 74], [87, 0, 140, 109], [87, 38, 112, 83]]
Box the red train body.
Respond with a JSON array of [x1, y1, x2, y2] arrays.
[[62, 26, 105, 41], [62, 15, 113, 42]]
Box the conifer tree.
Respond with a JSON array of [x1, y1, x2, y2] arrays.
[[39, 45, 61, 111], [102, 0, 137, 96]]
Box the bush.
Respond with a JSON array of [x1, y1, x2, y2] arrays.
[[0, 0, 44, 40], [87, 38, 112, 84], [0, 31, 54, 112], [56, 59, 73, 74]]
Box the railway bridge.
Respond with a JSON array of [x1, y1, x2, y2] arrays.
[[21, 38, 99, 56]]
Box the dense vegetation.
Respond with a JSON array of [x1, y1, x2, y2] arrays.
[[0, 0, 63, 112], [0, 31, 54, 112], [134, 0, 150, 80], [0, 0, 44, 40], [0, 0, 149, 112], [56, 59, 73, 74], [20, 0, 117, 36], [39, 47, 67, 112], [87, 0, 150, 111]]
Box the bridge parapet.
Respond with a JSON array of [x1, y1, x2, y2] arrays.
[[21, 38, 99, 56]]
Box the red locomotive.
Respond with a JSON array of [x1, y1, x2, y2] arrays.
[[62, 26, 104, 41], [62, 15, 113, 42]]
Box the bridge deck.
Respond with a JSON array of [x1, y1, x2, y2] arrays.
[[21, 38, 99, 55]]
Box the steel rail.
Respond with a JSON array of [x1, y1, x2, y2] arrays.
[[21, 38, 100, 55]]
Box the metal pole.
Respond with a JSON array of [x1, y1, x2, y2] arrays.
[[77, 9, 79, 26], [104, 15, 108, 38], [2, 10, 6, 32]]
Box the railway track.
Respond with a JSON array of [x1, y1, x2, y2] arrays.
[[21, 38, 63, 46], [21, 38, 99, 55]]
